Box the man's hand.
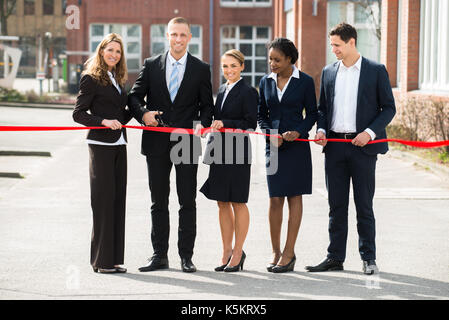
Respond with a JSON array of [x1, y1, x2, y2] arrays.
[[142, 111, 161, 127], [101, 119, 122, 130], [194, 123, 204, 137], [282, 131, 300, 141], [269, 134, 283, 148], [352, 131, 371, 147], [314, 131, 327, 146]]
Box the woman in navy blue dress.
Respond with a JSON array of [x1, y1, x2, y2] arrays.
[[258, 38, 317, 273], [200, 49, 258, 272]]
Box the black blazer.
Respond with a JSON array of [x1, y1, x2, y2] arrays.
[[204, 79, 258, 164], [258, 70, 318, 147], [128, 52, 214, 156], [73, 74, 131, 143], [317, 57, 396, 155]]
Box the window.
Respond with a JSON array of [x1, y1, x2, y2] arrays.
[[221, 25, 270, 87], [419, 0, 449, 93], [24, 0, 35, 15], [150, 24, 203, 60], [90, 24, 142, 72], [326, 0, 380, 64], [221, 0, 271, 7], [43, 0, 54, 15]]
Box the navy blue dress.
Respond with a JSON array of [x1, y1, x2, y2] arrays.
[[258, 70, 317, 197], [200, 79, 258, 203]]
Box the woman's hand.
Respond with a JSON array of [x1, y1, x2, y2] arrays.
[[269, 135, 283, 148], [211, 120, 224, 130], [101, 119, 122, 130], [282, 131, 300, 141]]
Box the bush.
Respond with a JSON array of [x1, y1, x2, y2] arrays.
[[389, 96, 449, 156], [0, 87, 26, 102]]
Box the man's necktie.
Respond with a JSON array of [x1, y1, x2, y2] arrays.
[[169, 61, 180, 102]]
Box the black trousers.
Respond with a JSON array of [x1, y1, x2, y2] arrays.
[[324, 141, 377, 262], [146, 151, 198, 259], [88, 144, 127, 269]]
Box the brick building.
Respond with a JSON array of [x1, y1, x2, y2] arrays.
[[2, 0, 67, 78], [274, 0, 449, 101], [66, 0, 274, 92]]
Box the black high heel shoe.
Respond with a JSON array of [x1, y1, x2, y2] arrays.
[[224, 251, 246, 272], [215, 255, 232, 272], [272, 255, 296, 273]]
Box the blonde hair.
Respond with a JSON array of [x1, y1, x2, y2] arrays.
[[168, 17, 191, 31], [83, 33, 128, 86], [222, 49, 245, 66]]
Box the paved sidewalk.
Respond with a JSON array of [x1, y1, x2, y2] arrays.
[[0, 106, 448, 300]]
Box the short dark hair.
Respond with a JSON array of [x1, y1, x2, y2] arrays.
[[267, 38, 298, 64], [329, 22, 357, 45]]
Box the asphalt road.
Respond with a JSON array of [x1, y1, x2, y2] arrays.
[[1, 106, 448, 300]]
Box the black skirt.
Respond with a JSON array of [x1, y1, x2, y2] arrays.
[[200, 163, 251, 203], [266, 141, 312, 197]]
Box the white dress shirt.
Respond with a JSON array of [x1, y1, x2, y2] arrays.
[[166, 51, 188, 94], [221, 78, 242, 109], [319, 55, 375, 140], [268, 65, 300, 101], [86, 71, 127, 146]]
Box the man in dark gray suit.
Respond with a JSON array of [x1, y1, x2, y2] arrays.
[[306, 23, 396, 275], [128, 17, 213, 273]]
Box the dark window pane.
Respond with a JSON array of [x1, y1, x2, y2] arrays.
[[239, 26, 253, 40], [127, 58, 140, 70], [243, 60, 252, 72], [222, 43, 236, 54], [191, 25, 201, 38], [43, 0, 54, 15], [255, 44, 267, 57], [255, 59, 267, 72], [152, 42, 165, 55], [24, 0, 35, 15], [242, 75, 253, 86], [255, 75, 264, 87], [257, 27, 269, 39], [240, 43, 252, 56]]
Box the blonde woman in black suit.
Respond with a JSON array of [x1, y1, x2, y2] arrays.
[[200, 49, 258, 272], [73, 33, 131, 274]]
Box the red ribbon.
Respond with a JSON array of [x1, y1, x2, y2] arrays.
[[1, 125, 448, 149]]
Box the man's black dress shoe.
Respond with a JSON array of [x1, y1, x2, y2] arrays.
[[305, 258, 344, 272], [138, 256, 169, 272], [181, 258, 197, 273]]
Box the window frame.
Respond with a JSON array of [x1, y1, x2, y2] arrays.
[[220, 25, 271, 87], [89, 23, 142, 72]]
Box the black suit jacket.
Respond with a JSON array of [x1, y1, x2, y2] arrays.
[[204, 79, 258, 164], [317, 57, 396, 155], [128, 52, 214, 156], [258, 70, 318, 148], [73, 74, 131, 143]]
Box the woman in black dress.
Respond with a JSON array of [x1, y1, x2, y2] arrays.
[[258, 38, 317, 273], [200, 49, 258, 272]]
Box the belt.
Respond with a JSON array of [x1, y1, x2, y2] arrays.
[[329, 131, 357, 139]]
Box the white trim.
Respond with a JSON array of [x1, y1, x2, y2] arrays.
[[220, 0, 272, 8], [419, 0, 449, 92]]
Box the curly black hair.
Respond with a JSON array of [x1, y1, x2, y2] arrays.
[[267, 38, 298, 65]]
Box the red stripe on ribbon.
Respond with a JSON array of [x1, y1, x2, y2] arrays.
[[1, 125, 448, 149]]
